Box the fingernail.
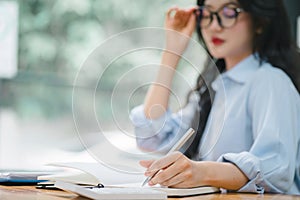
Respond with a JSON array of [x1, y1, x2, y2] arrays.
[[148, 181, 154, 186]]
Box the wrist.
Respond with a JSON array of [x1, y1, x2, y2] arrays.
[[197, 161, 215, 186], [164, 30, 191, 55], [192, 161, 212, 186], [197, 161, 248, 190], [194, 161, 222, 187], [161, 51, 181, 69]]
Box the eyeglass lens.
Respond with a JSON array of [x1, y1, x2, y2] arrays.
[[196, 4, 243, 28]]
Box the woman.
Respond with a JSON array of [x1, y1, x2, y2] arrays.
[[130, 0, 300, 194]]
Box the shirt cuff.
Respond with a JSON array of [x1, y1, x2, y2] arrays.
[[129, 105, 172, 130], [217, 152, 265, 194], [129, 105, 175, 152]]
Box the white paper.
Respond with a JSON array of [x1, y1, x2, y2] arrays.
[[50, 162, 145, 186]]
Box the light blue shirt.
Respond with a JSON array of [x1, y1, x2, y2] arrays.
[[130, 54, 300, 194]]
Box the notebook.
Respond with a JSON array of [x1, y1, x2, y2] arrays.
[[55, 181, 168, 200], [38, 162, 146, 186], [38, 128, 196, 187], [39, 162, 220, 197], [39, 128, 219, 196]]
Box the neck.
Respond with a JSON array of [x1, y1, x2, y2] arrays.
[[225, 52, 252, 71]]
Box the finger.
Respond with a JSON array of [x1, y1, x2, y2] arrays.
[[183, 8, 196, 24], [186, 10, 196, 33], [166, 6, 178, 20], [169, 8, 189, 25], [149, 153, 187, 186], [161, 173, 184, 187], [139, 160, 155, 168], [147, 152, 181, 172], [149, 161, 181, 186], [166, 161, 196, 188], [186, 6, 198, 12], [173, 9, 193, 28], [146, 152, 182, 177], [169, 6, 196, 21], [167, 172, 192, 188], [174, 9, 188, 21]]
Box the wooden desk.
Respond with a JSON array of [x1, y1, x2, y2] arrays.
[[0, 185, 299, 200]]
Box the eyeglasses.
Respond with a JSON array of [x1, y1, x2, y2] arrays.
[[194, 4, 244, 29]]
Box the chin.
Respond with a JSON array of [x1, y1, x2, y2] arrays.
[[208, 51, 224, 60], [207, 46, 225, 59]]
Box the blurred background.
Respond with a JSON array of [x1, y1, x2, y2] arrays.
[[0, 0, 197, 170], [0, 0, 299, 171]]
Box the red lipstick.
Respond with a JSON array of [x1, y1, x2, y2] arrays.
[[212, 37, 225, 45]]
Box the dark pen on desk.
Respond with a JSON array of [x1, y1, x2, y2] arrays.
[[141, 128, 195, 187]]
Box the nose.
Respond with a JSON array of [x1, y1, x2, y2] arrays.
[[209, 14, 222, 31]]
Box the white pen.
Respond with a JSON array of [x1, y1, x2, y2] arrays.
[[141, 128, 195, 187]]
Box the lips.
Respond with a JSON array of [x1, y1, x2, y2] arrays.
[[212, 37, 225, 45]]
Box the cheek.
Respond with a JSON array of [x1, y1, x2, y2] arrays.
[[232, 25, 254, 50], [200, 30, 212, 48], [232, 16, 254, 49], [201, 29, 209, 42]]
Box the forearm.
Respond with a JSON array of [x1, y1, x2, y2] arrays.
[[200, 161, 248, 190], [144, 7, 196, 120], [144, 51, 181, 119]]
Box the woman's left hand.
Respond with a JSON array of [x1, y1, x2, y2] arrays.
[[140, 151, 207, 188]]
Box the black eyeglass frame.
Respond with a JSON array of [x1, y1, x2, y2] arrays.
[[194, 5, 244, 29]]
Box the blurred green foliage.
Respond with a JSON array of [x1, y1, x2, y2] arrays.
[[1, 0, 195, 122]]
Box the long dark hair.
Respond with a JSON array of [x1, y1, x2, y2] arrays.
[[184, 0, 300, 159]]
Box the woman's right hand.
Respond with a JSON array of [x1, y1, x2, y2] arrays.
[[142, 7, 197, 119], [164, 6, 197, 55]]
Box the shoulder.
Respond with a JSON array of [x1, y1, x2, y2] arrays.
[[246, 62, 300, 109], [254, 63, 292, 83], [250, 62, 297, 94], [246, 63, 300, 123]]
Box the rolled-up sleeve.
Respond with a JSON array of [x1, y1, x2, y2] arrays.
[[130, 92, 199, 153], [218, 69, 300, 194], [217, 152, 265, 193]]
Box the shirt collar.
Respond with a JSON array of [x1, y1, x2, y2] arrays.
[[222, 54, 261, 84], [212, 54, 262, 91]]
